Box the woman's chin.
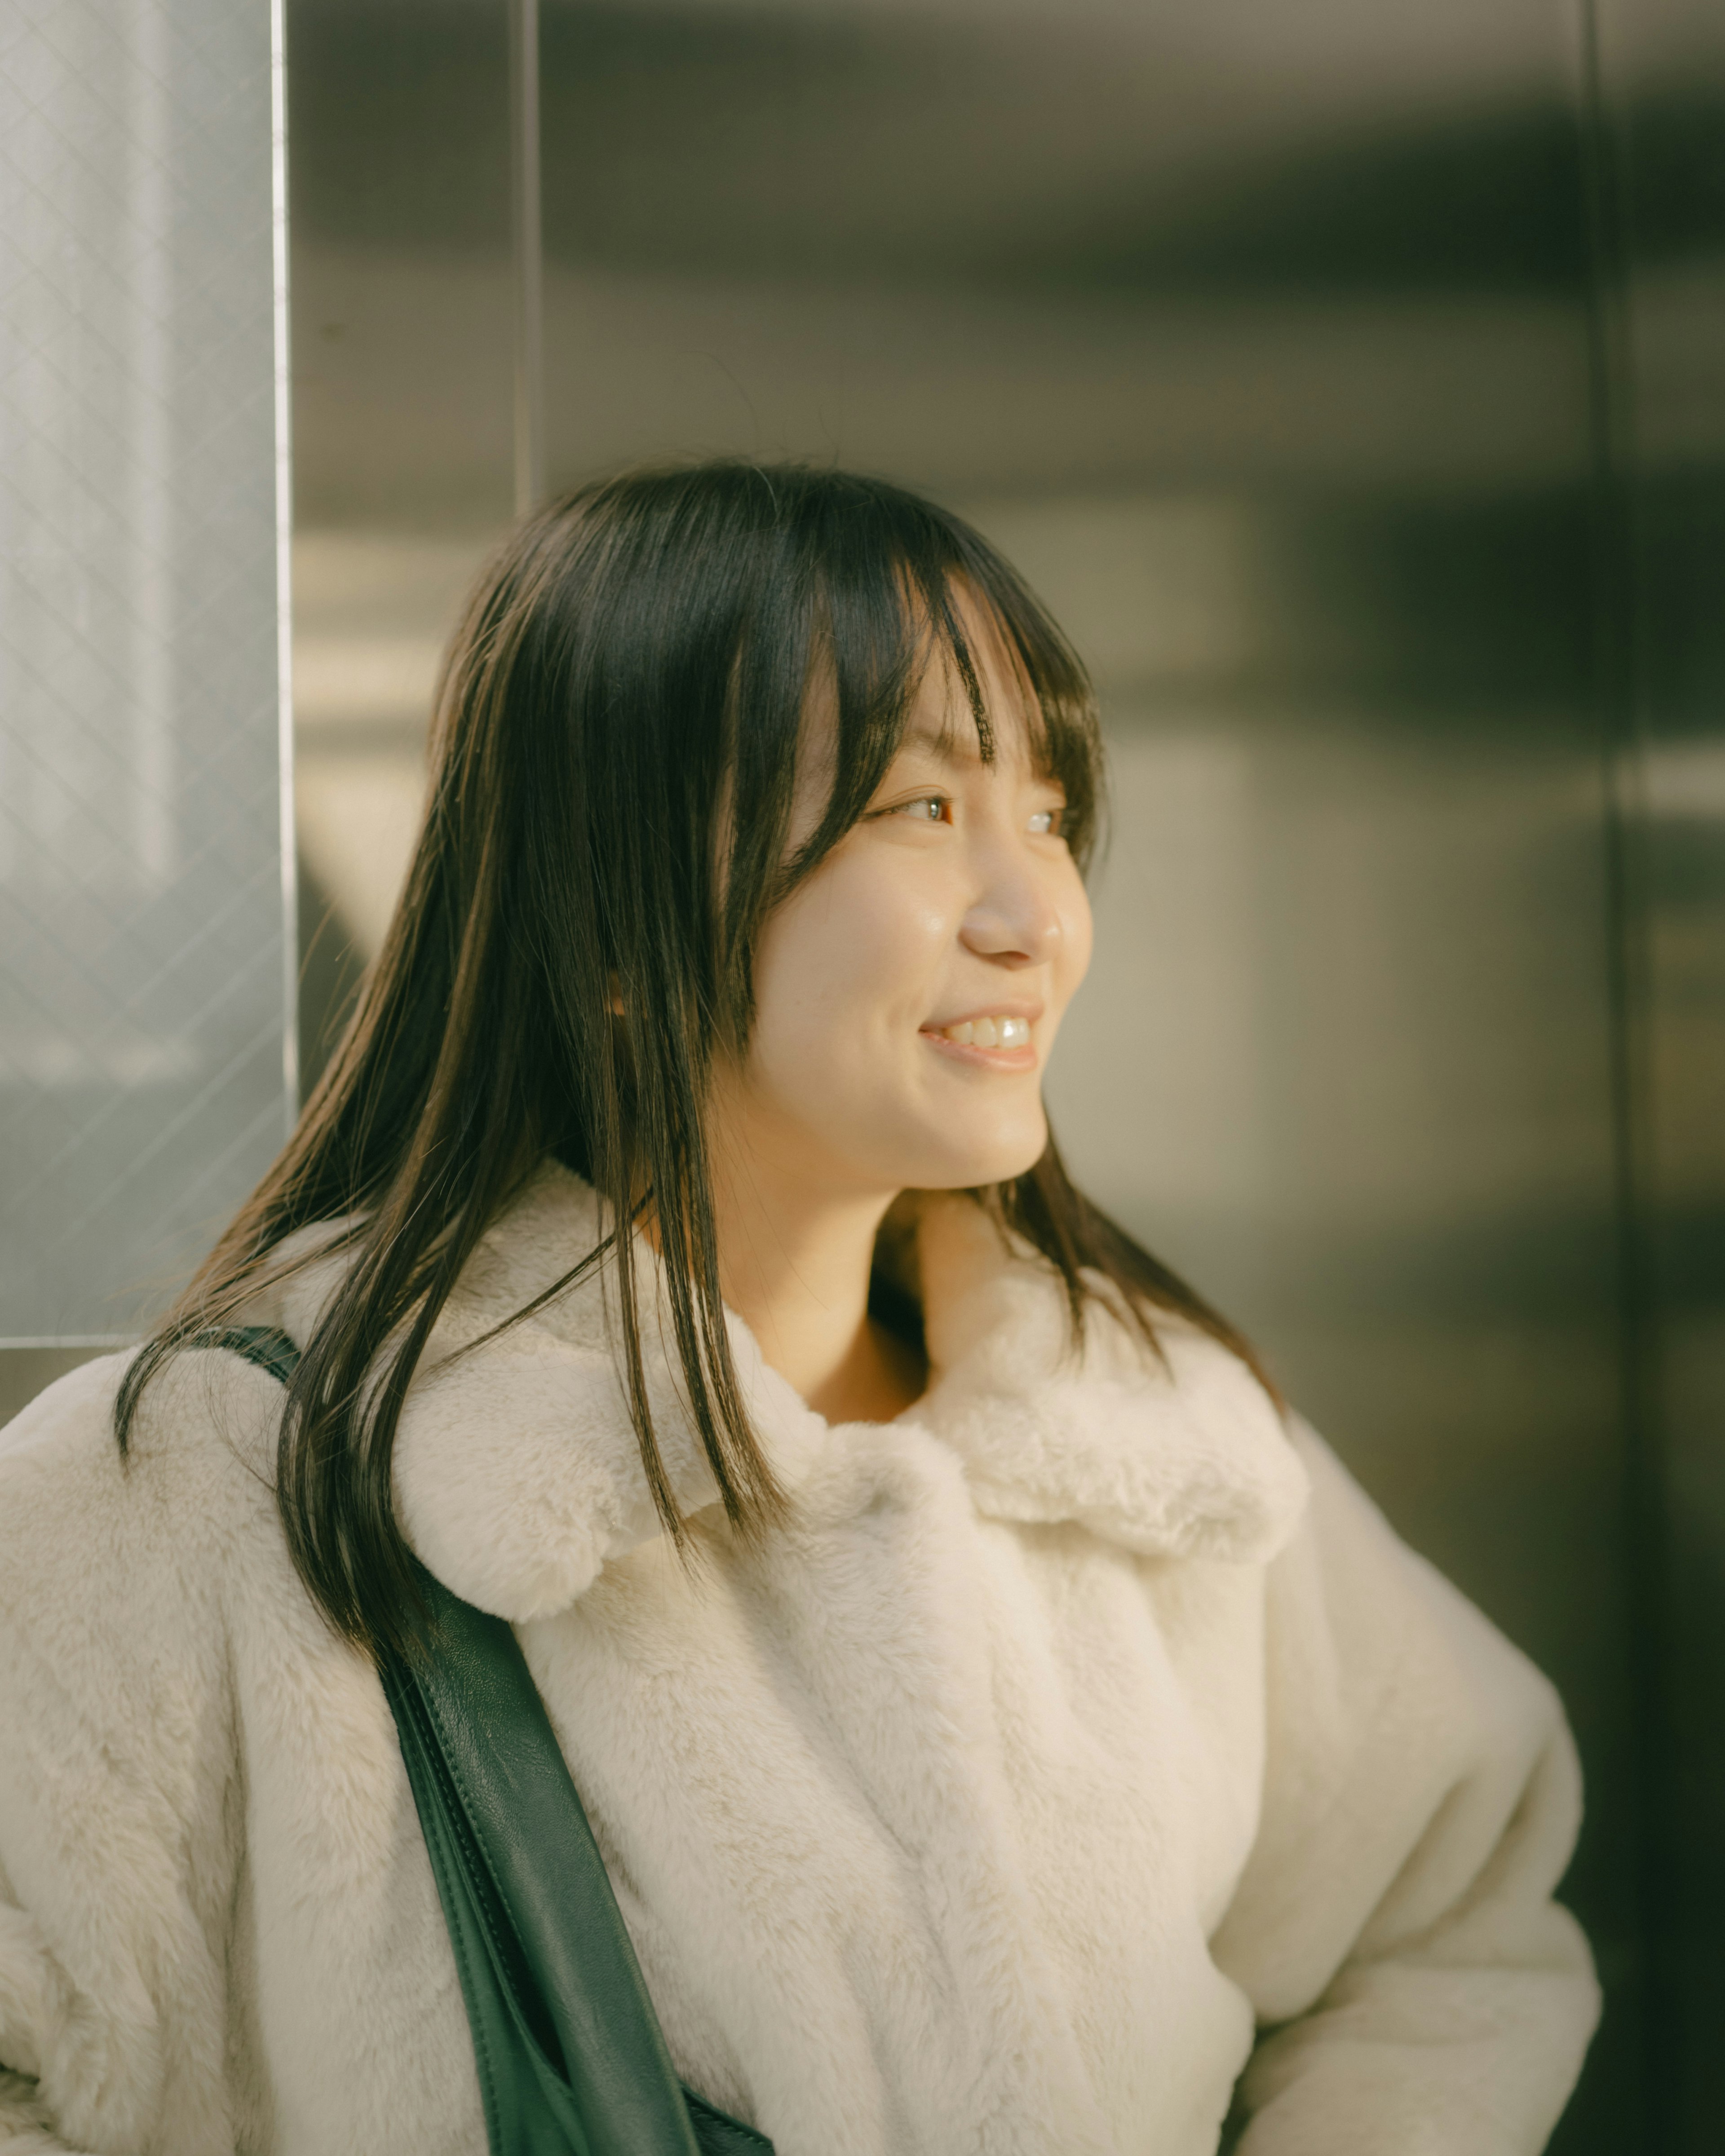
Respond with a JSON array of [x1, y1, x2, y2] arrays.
[[908, 1119, 1050, 1193]]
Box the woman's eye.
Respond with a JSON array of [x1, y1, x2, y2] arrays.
[[1028, 806, 1065, 836], [890, 794, 950, 823]]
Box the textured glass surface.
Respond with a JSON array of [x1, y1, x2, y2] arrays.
[[0, 0, 287, 1339]]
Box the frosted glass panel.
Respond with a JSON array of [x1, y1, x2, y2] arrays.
[[0, 0, 287, 1340]]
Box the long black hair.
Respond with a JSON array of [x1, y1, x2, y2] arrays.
[[117, 460, 1273, 1661]]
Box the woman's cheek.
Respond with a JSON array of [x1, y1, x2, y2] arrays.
[[822, 859, 952, 1012], [749, 883, 913, 1092], [1057, 855, 1094, 974]]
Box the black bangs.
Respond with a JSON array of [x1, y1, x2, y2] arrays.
[[579, 459, 1107, 1047], [117, 455, 1271, 1666], [703, 464, 1105, 988]]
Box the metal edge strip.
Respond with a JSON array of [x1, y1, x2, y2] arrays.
[[272, 0, 299, 1126]]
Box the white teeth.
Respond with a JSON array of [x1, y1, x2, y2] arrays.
[[937, 1015, 1031, 1049]]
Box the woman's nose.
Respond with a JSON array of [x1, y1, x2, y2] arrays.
[[958, 854, 1064, 967]]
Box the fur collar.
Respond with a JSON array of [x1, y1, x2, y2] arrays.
[[277, 1162, 1309, 1623]]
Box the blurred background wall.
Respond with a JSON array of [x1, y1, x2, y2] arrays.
[[1602, 0, 1725, 2126], [4, 0, 1722, 2146]]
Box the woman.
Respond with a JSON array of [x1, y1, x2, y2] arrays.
[[0, 463, 1596, 2154]]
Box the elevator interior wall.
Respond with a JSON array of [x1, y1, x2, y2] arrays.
[[1595, 0, 1725, 2140], [227, 0, 1725, 2144]]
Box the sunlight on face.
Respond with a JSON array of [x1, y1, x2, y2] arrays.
[[715, 604, 1095, 1202]]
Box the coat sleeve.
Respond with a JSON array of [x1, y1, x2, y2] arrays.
[[0, 1899, 97, 2154], [0, 1356, 243, 2154], [1208, 1420, 1600, 2156]]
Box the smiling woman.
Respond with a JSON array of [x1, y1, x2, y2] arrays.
[[0, 462, 1597, 2156], [706, 611, 1097, 1424], [116, 459, 1264, 1639]]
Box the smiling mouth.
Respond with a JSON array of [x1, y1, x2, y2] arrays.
[[929, 1014, 1032, 1049]]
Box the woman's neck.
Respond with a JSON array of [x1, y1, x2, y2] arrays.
[[703, 1156, 926, 1426]]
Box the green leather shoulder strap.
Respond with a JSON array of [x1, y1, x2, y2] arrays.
[[199, 1327, 772, 2156]]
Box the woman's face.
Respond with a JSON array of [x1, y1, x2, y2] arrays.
[[713, 619, 1094, 1203]]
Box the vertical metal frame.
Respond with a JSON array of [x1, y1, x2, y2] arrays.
[[509, 0, 544, 517], [274, 0, 299, 1120], [1576, 0, 1725, 2140], [1575, 0, 1673, 2133]]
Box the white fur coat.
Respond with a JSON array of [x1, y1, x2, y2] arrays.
[[0, 1164, 1597, 2154]]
